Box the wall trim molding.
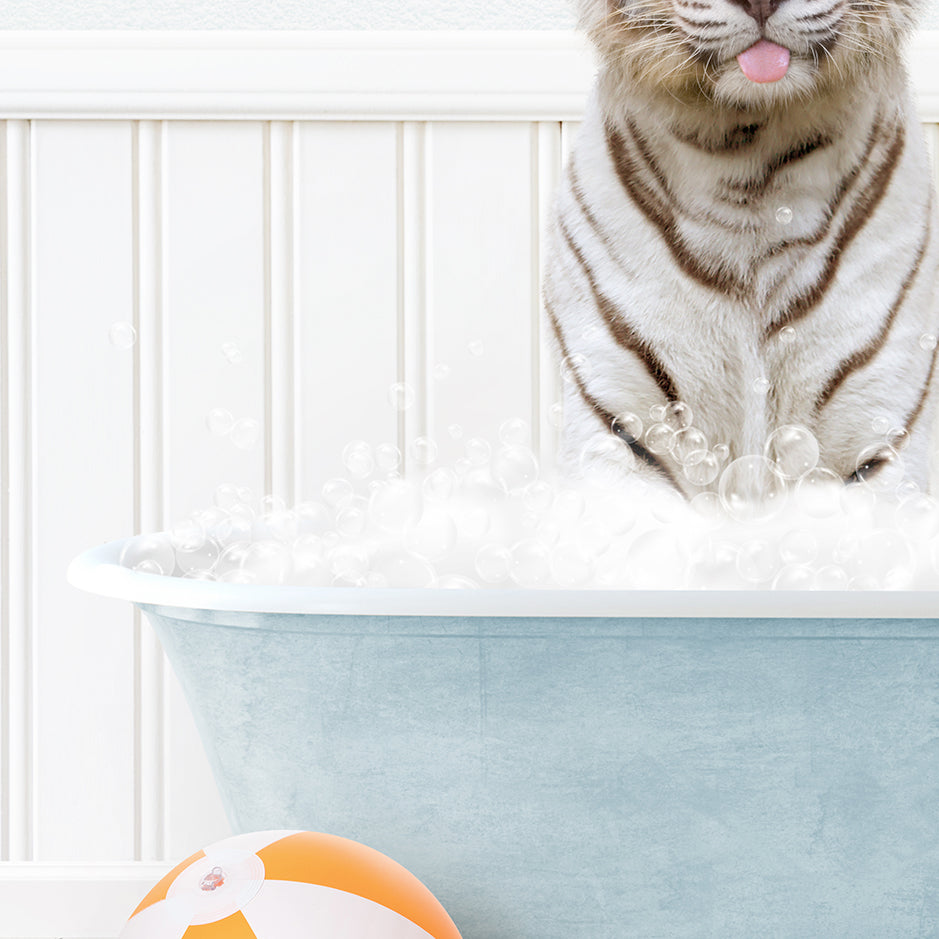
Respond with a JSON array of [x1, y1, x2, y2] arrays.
[[0, 29, 938, 121], [0, 861, 172, 937]]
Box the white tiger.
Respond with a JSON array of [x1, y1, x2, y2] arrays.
[[544, 0, 939, 499]]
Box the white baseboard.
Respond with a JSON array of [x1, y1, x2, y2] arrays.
[[0, 863, 171, 939]]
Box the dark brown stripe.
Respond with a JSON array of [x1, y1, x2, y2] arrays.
[[566, 160, 623, 267], [558, 217, 681, 404], [815, 219, 930, 412], [606, 121, 745, 296], [720, 132, 833, 201], [899, 320, 939, 438], [765, 121, 905, 339], [673, 122, 763, 154], [543, 299, 684, 493]]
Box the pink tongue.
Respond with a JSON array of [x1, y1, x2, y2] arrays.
[[737, 40, 790, 83]]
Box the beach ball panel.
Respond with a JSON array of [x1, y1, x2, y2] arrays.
[[202, 829, 301, 856], [242, 879, 435, 938], [120, 896, 194, 939], [182, 911, 256, 938], [132, 850, 206, 917], [257, 831, 461, 939]]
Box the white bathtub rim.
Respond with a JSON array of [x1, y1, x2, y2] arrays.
[[67, 537, 939, 619]]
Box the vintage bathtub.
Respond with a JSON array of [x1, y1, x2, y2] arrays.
[[69, 538, 939, 938]]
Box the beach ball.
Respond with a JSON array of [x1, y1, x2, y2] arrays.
[[120, 829, 462, 939]]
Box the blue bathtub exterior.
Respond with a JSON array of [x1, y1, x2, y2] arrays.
[[141, 603, 939, 939]]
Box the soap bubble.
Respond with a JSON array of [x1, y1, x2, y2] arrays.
[[475, 544, 512, 583], [220, 339, 244, 364], [388, 382, 415, 411], [683, 450, 720, 486], [206, 408, 235, 437], [550, 543, 592, 588], [718, 455, 787, 523], [779, 326, 796, 343], [814, 565, 849, 590], [644, 423, 675, 455], [895, 494, 939, 540], [548, 402, 564, 428], [663, 401, 693, 431], [509, 539, 551, 587], [561, 353, 589, 385], [499, 418, 531, 447], [295, 501, 331, 534], [230, 418, 261, 450], [328, 544, 370, 582], [673, 427, 708, 465], [621, 529, 687, 589], [465, 438, 492, 466], [468, 340, 485, 357], [375, 443, 401, 474], [523, 480, 555, 514], [712, 444, 731, 464], [840, 529, 914, 589], [405, 507, 458, 561], [342, 440, 375, 479], [169, 517, 206, 552], [736, 539, 779, 585], [775, 206, 794, 224], [854, 444, 902, 489], [871, 416, 890, 434], [371, 550, 435, 587], [433, 363, 451, 381], [779, 528, 818, 566], [920, 334, 938, 351], [322, 477, 354, 508], [335, 500, 369, 538], [764, 424, 819, 480], [752, 377, 771, 395], [109, 322, 137, 349], [448, 423, 464, 440], [409, 436, 438, 467], [795, 467, 841, 517], [772, 564, 814, 590], [120, 534, 175, 575], [613, 412, 643, 442], [687, 539, 740, 589], [493, 445, 539, 492], [423, 468, 457, 502], [174, 537, 220, 576], [578, 435, 630, 489], [369, 478, 422, 532]]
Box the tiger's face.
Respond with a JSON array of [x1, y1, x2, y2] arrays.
[[580, 0, 923, 109]]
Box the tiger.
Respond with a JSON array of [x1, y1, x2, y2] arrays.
[[543, 0, 939, 501]]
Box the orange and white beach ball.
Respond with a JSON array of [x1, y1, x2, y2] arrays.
[[120, 829, 462, 939]]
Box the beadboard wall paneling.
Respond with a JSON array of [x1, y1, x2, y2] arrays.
[[1, 30, 939, 939]]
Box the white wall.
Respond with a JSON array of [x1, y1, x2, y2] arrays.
[[1, 27, 939, 939], [1, 0, 937, 30]]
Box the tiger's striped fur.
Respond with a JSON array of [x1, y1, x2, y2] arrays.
[[544, 0, 939, 497]]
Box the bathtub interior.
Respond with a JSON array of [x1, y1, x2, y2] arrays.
[[70, 541, 939, 938]]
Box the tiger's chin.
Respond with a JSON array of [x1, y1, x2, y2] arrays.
[[708, 55, 825, 110]]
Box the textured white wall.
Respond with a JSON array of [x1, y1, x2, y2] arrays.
[[3, 0, 933, 31]]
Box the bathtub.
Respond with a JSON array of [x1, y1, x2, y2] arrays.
[[70, 537, 939, 938]]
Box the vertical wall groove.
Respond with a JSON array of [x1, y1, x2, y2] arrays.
[[535, 121, 564, 469], [398, 121, 430, 474], [133, 119, 165, 862], [266, 121, 297, 505], [2, 119, 35, 861]]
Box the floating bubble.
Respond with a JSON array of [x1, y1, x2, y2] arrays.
[[673, 427, 708, 465], [369, 478, 422, 532], [644, 423, 675, 455], [499, 418, 531, 447], [335, 501, 369, 538], [342, 440, 375, 479], [468, 340, 485, 357], [561, 353, 589, 384], [371, 550, 436, 588], [295, 501, 331, 535], [329, 544, 370, 582], [775, 205, 794, 224], [230, 418, 261, 450], [649, 404, 667, 422], [206, 408, 235, 437], [683, 450, 720, 486], [388, 382, 416, 411], [772, 564, 814, 590], [322, 477, 354, 508], [895, 494, 939, 541], [550, 543, 592, 588], [423, 467, 457, 502], [120, 534, 175, 575], [509, 539, 551, 587], [764, 424, 819, 480], [169, 518, 206, 552], [375, 442, 402, 474], [465, 438, 492, 466], [736, 539, 780, 585], [712, 444, 731, 464], [871, 416, 890, 435], [814, 565, 849, 590], [578, 434, 630, 489], [718, 455, 787, 523], [613, 412, 643, 443], [663, 401, 693, 431], [523, 480, 555, 514], [221, 339, 244, 364], [779, 528, 818, 566], [854, 444, 902, 489], [920, 334, 938, 351], [548, 402, 564, 429], [448, 424, 464, 440], [409, 436, 438, 467], [779, 326, 797, 344], [752, 376, 771, 395], [404, 506, 458, 561], [493, 445, 539, 492], [689, 490, 723, 521], [109, 321, 137, 349], [432, 363, 451, 381]]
